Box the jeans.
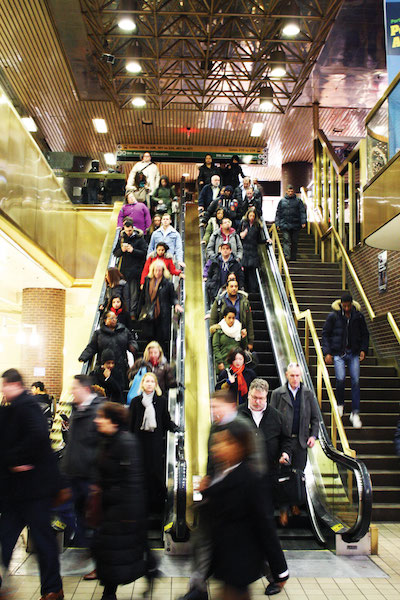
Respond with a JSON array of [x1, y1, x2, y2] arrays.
[[333, 351, 360, 413], [282, 229, 300, 260]]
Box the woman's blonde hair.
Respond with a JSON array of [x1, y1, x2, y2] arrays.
[[148, 259, 170, 279], [139, 371, 162, 396], [143, 341, 165, 363]]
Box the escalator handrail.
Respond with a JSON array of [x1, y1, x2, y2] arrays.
[[259, 220, 372, 542], [199, 223, 217, 393]]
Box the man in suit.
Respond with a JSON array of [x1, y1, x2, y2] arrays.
[[0, 369, 63, 600], [270, 363, 319, 525]]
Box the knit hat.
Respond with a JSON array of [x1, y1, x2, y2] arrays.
[[224, 185, 234, 193], [101, 349, 115, 363]]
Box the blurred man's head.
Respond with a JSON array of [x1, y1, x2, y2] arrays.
[[243, 177, 251, 188], [2, 369, 24, 401], [286, 184, 295, 197], [210, 390, 237, 424], [340, 292, 353, 316], [221, 217, 232, 231], [71, 374, 94, 405], [226, 278, 238, 297]]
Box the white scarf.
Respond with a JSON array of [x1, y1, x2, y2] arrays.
[[141, 392, 157, 432], [219, 318, 242, 341]]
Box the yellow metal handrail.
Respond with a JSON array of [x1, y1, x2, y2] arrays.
[[301, 188, 400, 348], [269, 224, 355, 458]]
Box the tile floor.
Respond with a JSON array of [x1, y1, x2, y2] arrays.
[[5, 523, 400, 600]]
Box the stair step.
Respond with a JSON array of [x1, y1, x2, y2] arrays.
[[361, 456, 400, 469], [343, 427, 397, 441], [370, 471, 400, 485], [372, 504, 400, 521], [321, 389, 400, 401], [338, 440, 396, 455], [371, 487, 400, 502]]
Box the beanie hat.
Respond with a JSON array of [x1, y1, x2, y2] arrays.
[[101, 349, 115, 363]]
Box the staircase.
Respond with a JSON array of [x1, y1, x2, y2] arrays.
[[282, 230, 400, 521]]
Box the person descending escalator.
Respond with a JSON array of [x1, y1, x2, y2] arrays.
[[211, 307, 247, 373], [239, 208, 264, 293], [128, 341, 177, 396], [216, 348, 256, 405], [105, 295, 132, 330], [203, 242, 244, 305]]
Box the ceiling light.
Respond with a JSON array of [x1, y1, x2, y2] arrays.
[[21, 117, 37, 132], [182, 173, 190, 177], [104, 153, 116, 165], [131, 83, 146, 108], [282, 22, 300, 36], [93, 118, 108, 133], [132, 97, 146, 107], [126, 61, 142, 74], [259, 86, 274, 110], [270, 50, 286, 78], [251, 123, 264, 137], [118, 17, 136, 32]]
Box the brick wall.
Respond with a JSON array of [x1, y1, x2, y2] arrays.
[[21, 288, 66, 397], [346, 244, 400, 365]]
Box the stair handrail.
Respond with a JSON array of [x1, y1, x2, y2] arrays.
[[301, 187, 400, 347], [269, 223, 355, 458]]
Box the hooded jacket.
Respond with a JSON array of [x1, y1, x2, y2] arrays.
[[117, 202, 151, 231], [147, 225, 183, 263], [275, 193, 306, 230], [205, 254, 244, 302], [322, 299, 369, 356], [140, 251, 182, 285], [206, 226, 243, 261], [113, 228, 148, 281]]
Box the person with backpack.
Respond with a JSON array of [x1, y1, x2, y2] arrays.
[[126, 151, 160, 197], [128, 340, 176, 398]]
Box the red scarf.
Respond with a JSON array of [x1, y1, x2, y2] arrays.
[[231, 364, 247, 397], [111, 306, 123, 316], [149, 357, 159, 367]]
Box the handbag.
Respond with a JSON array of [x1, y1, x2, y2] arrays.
[[138, 301, 156, 321], [127, 365, 148, 405], [276, 466, 306, 507], [85, 486, 103, 529]]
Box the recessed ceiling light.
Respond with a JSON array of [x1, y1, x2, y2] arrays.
[[126, 61, 142, 74], [282, 22, 300, 36], [21, 117, 37, 132], [104, 153, 116, 165], [118, 17, 136, 32], [182, 173, 190, 177], [250, 123, 264, 137], [92, 118, 108, 133], [132, 97, 146, 107]]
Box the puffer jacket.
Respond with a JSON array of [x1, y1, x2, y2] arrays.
[[275, 194, 306, 230], [212, 326, 246, 368], [113, 228, 148, 281], [322, 299, 369, 356], [206, 227, 243, 261], [205, 255, 244, 302], [93, 430, 147, 585]]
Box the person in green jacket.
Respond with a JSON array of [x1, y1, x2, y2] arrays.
[[209, 278, 254, 350], [152, 175, 177, 215], [211, 307, 247, 371]]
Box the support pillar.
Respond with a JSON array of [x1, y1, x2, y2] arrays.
[[21, 288, 66, 397], [281, 162, 313, 196]]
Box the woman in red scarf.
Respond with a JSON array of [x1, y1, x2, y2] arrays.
[[106, 295, 132, 330], [216, 348, 257, 405]]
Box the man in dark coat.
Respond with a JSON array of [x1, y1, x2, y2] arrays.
[[90, 349, 124, 404], [198, 174, 221, 213], [113, 217, 148, 317], [203, 186, 240, 227], [270, 363, 319, 526], [61, 374, 103, 550], [275, 184, 306, 261], [322, 293, 369, 428], [204, 242, 244, 304], [197, 155, 220, 191], [0, 369, 63, 600], [79, 311, 138, 389]]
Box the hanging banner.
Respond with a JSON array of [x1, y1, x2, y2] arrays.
[[116, 144, 262, 163]]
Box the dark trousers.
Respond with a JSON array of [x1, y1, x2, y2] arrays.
[[243, 266, 258, 293], [70, 477, 90, 546], [0, 498, 62, 594], [291, 437, 308, 471], [282, 229, 300, 261], [128, 277, 141, 317]]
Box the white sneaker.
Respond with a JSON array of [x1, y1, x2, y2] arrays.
[[337, 405, 344, 417], [350, 412, 362, 428]]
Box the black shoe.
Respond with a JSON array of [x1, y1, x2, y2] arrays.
[[177, 589, 209, 600], [265, 582, 283, 595]]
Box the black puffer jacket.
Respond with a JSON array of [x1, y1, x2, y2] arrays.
[[93, 430, 147, 585], [79, 323, 138, 387], [113, 229, 148, 281], [197, 163, 220, 190], [239, 220, 263, 267], [322, 299, 369, 356], [205, 255, 244, 301], [275, 194, 306, 230]]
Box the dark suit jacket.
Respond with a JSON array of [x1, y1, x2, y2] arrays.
[[238, 404, 293, 473], [270, 383, 319, 449]]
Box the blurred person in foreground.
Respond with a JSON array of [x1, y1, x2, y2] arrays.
[[0, 369, 63, 600]]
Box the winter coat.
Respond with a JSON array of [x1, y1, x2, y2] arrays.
[[233, 184, 262, 206], [152, 183, 176, 214], [209, 291, 254, 345], [126, 161, 160, 195], [202, 216, 222, 244], [140, 252, 182, 285], [205, 196, 241, 224], [100, 280, 130, 315], [197, 163, 220, 190], [198, 183, 221, 211], [79, 323, 138, 388], [212, 327, 246, 368], [90, 367, 124, 404], [241, 195, 263, 218], [93, 429, 147, 585], [216, 366, 257, 405], [137, 276, 179, 341], [202, 462, 287, 587], [275, 194, 306, 230], [117, 202, 151, 231], [222, 162, 244, 189], [322, 299, 370, 357], [113, 229, 148, 282], [128, 356, 176, 394], [0, 391, 61, 504], [270, 383, 319, 449], [205, 255, 244, 302], [108, 308, 132, 330], [206, 227, 243, 261], [147, 226, 183, 263], [239, 220, 263, 267], [238, 404, 293, 473], [61, 396, 103, 480], [129, 393, 178, 510]]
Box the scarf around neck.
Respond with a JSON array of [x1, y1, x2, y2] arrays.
[[219, 318, 242, 341], [231, 363, 247, 397], [141, 392, 157, 432], [149, 277, 162, 319]]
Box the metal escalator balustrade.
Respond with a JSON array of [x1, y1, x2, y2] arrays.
[[264, 220, 372, 543]]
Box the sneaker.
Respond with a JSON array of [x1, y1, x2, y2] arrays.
[[337, 405, 344, 418], [350, 412, 362, 428]]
